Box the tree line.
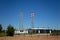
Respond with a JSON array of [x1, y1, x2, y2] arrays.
[[51, 29, 60, 36], [0, 24, 60, 36], [0, 24, 15, 36]]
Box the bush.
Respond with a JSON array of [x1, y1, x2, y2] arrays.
[[6, 24, 15, 36], [51, 30, 60, 36], [0, 24, 2, 33]]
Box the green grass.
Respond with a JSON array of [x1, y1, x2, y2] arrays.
[[0, 33, 6, 37]]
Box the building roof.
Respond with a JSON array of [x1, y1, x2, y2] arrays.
[[30, 28, 51, 30]]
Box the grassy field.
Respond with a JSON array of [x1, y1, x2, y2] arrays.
[[0, 34, 60, 40], [0, 33, 6, 37]]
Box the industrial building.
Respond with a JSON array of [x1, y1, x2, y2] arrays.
[[15, 11, 52, 35], [28, 28, 51, 35], [15, 28, 51, 35]]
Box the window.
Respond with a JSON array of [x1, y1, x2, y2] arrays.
[[20, 30, 23, 32]]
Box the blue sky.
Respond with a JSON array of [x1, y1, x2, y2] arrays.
[[0, 0, 60, 30]]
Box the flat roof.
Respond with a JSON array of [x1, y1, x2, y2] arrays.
[[30, 28, 51, 30]]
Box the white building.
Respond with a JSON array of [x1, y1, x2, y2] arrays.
[[15, 30, 28, 34], [15, 28, 51, 35], [28, 28, 51, 35]]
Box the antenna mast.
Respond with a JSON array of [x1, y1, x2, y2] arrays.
[[20, 11, 24, 31], [30, 11, 34, 28]]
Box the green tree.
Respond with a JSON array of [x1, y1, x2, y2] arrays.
[[6, 24, 15, 36], [0, 24, 2, 33], [51, 29, 60, 35]]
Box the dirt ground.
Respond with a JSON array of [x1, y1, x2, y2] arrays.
[[0, 35, 60, 40]]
